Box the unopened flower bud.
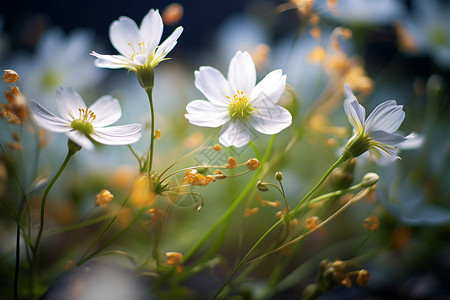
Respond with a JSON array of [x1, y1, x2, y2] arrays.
[[227, 157, 237, 168], [155, 129, 161, 139], [213, 169, 227, 179], [3, 70, 20, 83], [361, 172, 379, 187], [256, 180, 269, 191], [95, 189, 114, 207], [245, 158, 260, 170], [356, 269, 370, 287], [165, 251, 184, 273], [275, 171, 283, 181], [212, 144, 222, 151]]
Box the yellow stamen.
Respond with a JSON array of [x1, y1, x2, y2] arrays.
[[227, 90, 257, 119]]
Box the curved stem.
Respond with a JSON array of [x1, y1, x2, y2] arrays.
[[156, 136, 276, 287], [146, 88, 155, 174], [34, 143, 78, 255], [77, 207, 147, 266], [213, 154, 347, 299], [184, 135, 276, 263]]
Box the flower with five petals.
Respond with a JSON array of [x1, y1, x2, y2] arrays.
[[185, 51, 292, 148], [90, 9, 183, 72], [29, 87, 142, 150]]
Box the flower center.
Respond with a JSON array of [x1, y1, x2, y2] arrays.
[[128, 41, 148, 64], [227, 90, 256, 119], [70, 108, 96, 135]]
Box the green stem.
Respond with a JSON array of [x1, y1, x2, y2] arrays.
[[213, 154, 347, 299], [146, 88, 155, 174], [156, 136, 276, 287], [77, 207, 147, 266], [34, 141, 79, 256], [184, 135, 276, 263]]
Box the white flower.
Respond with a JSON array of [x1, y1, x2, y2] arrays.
[[90, 9, 183, 71], [185, 51, 292, 148], [342, 83, 410, 160], [29, 87, 142, 150]]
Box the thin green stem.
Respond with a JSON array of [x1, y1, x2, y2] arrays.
[[34, 144, 78, 256], [184, 135, 276, 263], [156, 136, 276, 287], [128, 145, 143, 171], [77, 207, 147, 266], [213, 154, 347, 299], [146, 88, 155, 174]]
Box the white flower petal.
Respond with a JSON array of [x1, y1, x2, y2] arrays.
[[227, 51, 256, 94], [29, 100, 71, 132], [399, 132, 424, 150], [140, 9, 163, 53], [66, 130, 95, 150], [251, 70, 286, 106], [185, 100, 230, 127], [365, 100, 405, 133], [194, 67, 231, 106], [249, 105, 292, 135], [154, 26, 184, 63], [56, 87, 86, 121], [344, 97, 365, 132], [89, 95, 122, 127], [369, 130, 407, 146], [343, 84, 366, 130], [109, 16, 141, 57], [91, 52, 134, 69], [92, 124, 142, 145], [219, 119, 250, 148]]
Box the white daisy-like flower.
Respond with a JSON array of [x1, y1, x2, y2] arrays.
[[342, 83, 411, 160], [90, 9, 183, 72], [185, 51, 292, 148], [29, 87, 142, 150]]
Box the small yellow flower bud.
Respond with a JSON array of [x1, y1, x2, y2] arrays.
[[361, 172, 379, 187], [3, 70, 20, 83], [212, 144, 222, 151], [226, 157, 238, 169], [305, 216, 320, 230], [261, 200, 281, 208], [244, 207, 259, 217], [213, 169, 227, 179], [155, 129, 161, 139], [275, 171, 283, 181], [165, 252, 183, 273], [95, 189, 114, 207], [245, 158, 260, 170], [356, 269, 370, 287], [364, 215, 379, 232], [341, 276, 352, 288], [4, 86, 28, 122]]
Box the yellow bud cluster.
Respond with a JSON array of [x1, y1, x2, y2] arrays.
[[95, 189, 114, 207]]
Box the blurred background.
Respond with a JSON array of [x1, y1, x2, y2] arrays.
[[0, 0, 449, 299]]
